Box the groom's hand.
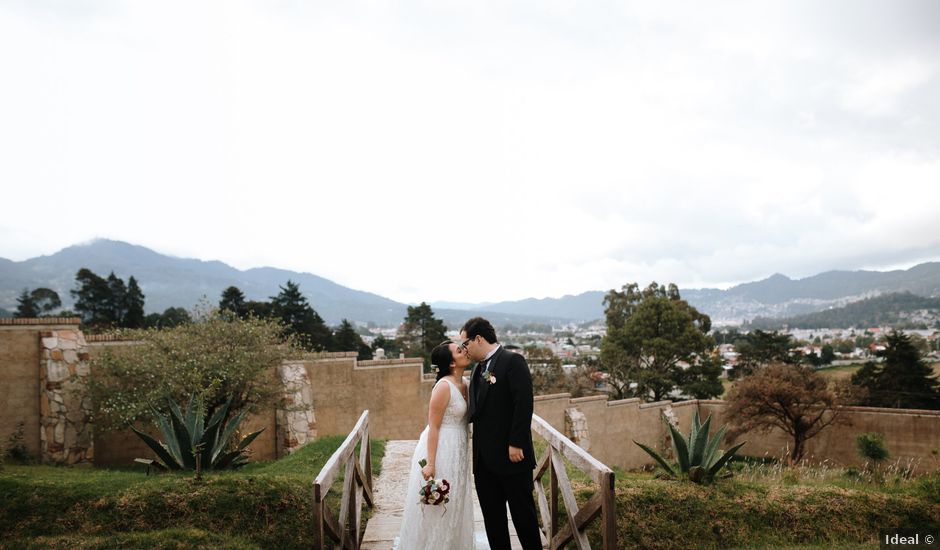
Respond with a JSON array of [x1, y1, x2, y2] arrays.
[[508, 445, 524, 463]]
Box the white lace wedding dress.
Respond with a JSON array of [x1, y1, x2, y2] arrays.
[[394, 377, 478, 549]]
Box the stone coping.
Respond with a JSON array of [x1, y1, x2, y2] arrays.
[[0, 317, 82, 327], [85, 334, 134, 342], [570, 395, 610, 404], [638, 400, 673, 409], [0, 317, 82, 325], [534, 392, 572, 401], [304, 351, 361, 359], [607, 397, 642, 407], [358, 358, 424, 367]]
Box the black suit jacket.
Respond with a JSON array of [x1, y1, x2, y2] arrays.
[[469, 346, 537, 475]]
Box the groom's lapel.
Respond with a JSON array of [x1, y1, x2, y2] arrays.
[[475, 347, 503, 410], [468, 362, 481, 417]]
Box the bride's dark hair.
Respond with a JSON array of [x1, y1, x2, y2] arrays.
[[430, 340, 455, 383]]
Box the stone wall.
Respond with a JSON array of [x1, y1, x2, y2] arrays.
[[0, 319, 60, 459], [301, 354, 433, 440], [277, 361, 318, 455], [535, 394, 940, 473], [5, 321, 940, 472], [699, 400, 940, 469], [39, 327, 94, 464]]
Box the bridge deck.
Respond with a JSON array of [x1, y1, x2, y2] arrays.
[[362, 440, 536, 549]]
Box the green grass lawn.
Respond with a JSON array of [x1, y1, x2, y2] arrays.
[[534, 436, 939, 550], [0, 436, 386, 550]]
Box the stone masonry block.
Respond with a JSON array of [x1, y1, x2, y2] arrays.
[[46, 361, 70, 382]]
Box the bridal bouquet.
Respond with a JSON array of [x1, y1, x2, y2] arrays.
[[417, 459, 450, 513]]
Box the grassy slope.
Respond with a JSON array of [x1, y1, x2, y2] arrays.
[[535, 437, 939, 549], [610, 475, 939, 550], [0, 436, 385, 550]]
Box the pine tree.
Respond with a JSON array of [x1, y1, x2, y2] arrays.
[[124, 276, 146, 328], [398, 302, 447, 370], [219, 286, 247, 317], [14, 289, 39, 318], [106, 272, 128, 326], [72, 268, 112, 326], [331, 319, 372, 360], [270, 280, 332, 351], [852, 331, 940, 410]]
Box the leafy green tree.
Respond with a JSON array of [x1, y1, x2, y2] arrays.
[[154, 307, 192, 328], [270, 280, 332, 351], [600, 282, 717, 402], [219, 286, 247, 318], [677, 353, 725, 399], [398, 302, 447, 370], [732, 330, 800, 378], [331, 319, 372, 360], [834, 338, 855, 354], [123, 276, 146, 328], [851, 331, 940, 410], [14, 289, 38, 318], [71, 268, 113, 326], [31, 288, 62, 315], [87, 313, 296, 432]]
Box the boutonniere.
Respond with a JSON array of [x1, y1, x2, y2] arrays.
[[482, 370, 496, 384]]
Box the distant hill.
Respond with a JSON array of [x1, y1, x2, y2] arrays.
[[745, 292, 940, 330], [462, 291, 609, 322], [0, 240, 557, 327], [4, 240, 939, 327], [444, 264, 940, 325]]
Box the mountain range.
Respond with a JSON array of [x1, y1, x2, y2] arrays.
[[2, 239, 939, 327]]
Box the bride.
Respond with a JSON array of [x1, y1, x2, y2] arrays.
[[394, 340, 476, 549]]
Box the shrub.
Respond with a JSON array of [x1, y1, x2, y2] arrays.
[[855, 432, 890, 464], [87, 312, 297, 432], [3, 422, 32, 464]]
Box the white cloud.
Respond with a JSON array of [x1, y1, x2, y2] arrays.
[[1, 0, 939, 304]]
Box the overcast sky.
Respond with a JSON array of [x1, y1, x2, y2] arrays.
[[1, 0, 939, 304]]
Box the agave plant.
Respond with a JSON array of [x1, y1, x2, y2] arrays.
[[634, 411, 745, 484], [131, 394, 264, 471]]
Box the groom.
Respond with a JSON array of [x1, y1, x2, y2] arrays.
[[462, 317, 542, 550]]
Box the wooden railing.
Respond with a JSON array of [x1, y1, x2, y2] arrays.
[[312, 410, 374, 550], [531, 414, 616, 550]]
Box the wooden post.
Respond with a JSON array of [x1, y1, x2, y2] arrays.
[[530, 414, 616, 550], [310, 410, 373, 550], [601, 471, 616, 550]]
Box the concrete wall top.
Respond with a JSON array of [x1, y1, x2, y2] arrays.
[[0, 318, 81, 330]]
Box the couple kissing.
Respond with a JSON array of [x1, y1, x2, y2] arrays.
[[394, 317, 542, 550]]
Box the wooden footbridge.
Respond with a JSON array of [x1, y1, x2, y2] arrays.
[[311, 411, 616, 550]]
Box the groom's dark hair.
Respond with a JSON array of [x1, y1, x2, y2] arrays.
[[461, 317, 497, 344]]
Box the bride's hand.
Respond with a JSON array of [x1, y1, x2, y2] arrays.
[[421, 464, 435, 480]]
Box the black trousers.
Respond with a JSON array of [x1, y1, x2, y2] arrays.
[[474, 460, 543, 550]]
